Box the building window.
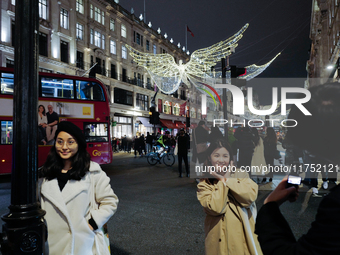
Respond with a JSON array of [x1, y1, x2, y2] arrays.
[[60, 8, 68, 29], [146, 40, 150, 51], [163, 101, 172, 114], [111, 64, 116, 79], [90, 4, 93, 19], [135, 32, 143, 46], [121, 24, 127, 38], [94, 31, 101, 47], [76, 0, 84, 14], [39, 32, 48, 57], [136, 93, 149, 111], [11, 0, 15, 5], [110, 40, 116, 54], [102, 34, 105, 49], [60, 40, 69, 63], [94, 7, 104, 24], [39, 0, 47, 20], [114, 88, 133, 106], [173, 104, 180, 116], [76, 23, 83, 40], [110, 18, 115, 31], [76, 51, 84, 69], [101, 11, 105, 25], [122, 45, 127, 59], [153, 44, 156, 54], [90, 29, 94, 44]]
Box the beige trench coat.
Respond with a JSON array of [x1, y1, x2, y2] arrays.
[[197, 171, 262, 255]]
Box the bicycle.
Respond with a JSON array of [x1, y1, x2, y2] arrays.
[[147, 145, 175, 166]]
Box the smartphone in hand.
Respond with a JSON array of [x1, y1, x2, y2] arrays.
[[287, 175, 302, 189]]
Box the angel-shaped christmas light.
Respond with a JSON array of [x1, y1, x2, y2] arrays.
[[126, 23, 280, 100]]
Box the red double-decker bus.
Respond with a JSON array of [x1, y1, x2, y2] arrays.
[[0, 67, 112, 174]]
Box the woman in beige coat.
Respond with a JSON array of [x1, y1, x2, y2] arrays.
[[197, 139, 262, 255]]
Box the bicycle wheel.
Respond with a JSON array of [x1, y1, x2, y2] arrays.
[[163, 153, 175, 166], [147, 153, 158, 165]]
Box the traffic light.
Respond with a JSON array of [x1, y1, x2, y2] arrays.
[[149, 106, 155, 124], [230, 65, 246, 87], [153, 112, 160, 124], [149, 106, 160, 125]]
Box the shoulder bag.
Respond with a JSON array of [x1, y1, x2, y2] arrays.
[[90, 172, 111, 255]]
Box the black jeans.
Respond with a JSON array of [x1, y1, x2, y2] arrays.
[[178, 153, 189, 176]]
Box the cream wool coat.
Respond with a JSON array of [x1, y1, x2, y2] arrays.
[[197, 171, 262, 255], [39, 161, 118, 255]]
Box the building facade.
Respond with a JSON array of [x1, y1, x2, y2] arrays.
[[308, 0, 340, 86], [1, 0, 219, 139]]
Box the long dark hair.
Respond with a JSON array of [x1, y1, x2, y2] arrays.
[[38, 105, 46, 116], [39, 140, 91, 180], [203, 138, 232, 184]]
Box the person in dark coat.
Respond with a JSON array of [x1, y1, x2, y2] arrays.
[[255, 83, 340, 255], [234, 126, 254, 168], [192, 120, 209, 164], [177, 129, 190, 177], [263, 127, 278, 182], [208, 126, 224, 143]]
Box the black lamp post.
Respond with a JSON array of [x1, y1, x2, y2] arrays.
[[1, 0, 46, 254]]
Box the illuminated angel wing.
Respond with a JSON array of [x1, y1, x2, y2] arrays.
[[240, 53, 281, 80], [126, 45, 184, 93], [185, 23, 249, 79]]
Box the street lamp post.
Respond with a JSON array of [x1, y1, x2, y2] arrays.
[[1, 1, 46, 254]]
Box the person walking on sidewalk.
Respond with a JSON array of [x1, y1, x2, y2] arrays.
[[177, 129, 190, 177], [39, 121, 118, 255]]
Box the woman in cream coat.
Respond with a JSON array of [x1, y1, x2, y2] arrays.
[[197, 139, 262, 255], [39, 121, 118, 255]]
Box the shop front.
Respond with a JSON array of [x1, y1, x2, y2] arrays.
[[112, 115, 133, 139]]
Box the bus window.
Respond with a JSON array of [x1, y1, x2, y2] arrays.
[[76, 80, 104, 101], [84, 123, 108, 142], [1, 121, 13, 144], [41, 77, 74, 99], [1, 72, 14, 95]]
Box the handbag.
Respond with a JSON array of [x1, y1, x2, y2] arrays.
[[90, 173, 111, 255], [194, 129, 208, 154]]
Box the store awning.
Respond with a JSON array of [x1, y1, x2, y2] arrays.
[[137, 117, 162, 128], [160, 119, 177, 129], [175, 121, 186, 129]]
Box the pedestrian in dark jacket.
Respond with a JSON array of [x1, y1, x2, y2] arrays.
[[234, 126, 254, 168], [263, 127, 278, 182], [208, 126, 224, 143], [177, 129, 190, 177], [255, 83, 340, 255], [192, 121, 209, 164]]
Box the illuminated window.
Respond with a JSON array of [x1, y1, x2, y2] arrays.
[[39, 0, 47, 19], [90, 4, 93, 19], [122, 45, 127, 59], [110, 40, 116, 54], [76, 23, 83, 40], [60, 8, 68, 29], [110, 18, 115, 31], [90, 29, 94, 44], [101, 34, 105, 49], [121, 24, 127, 38], [94, 7, 101, 24], [76, 0, 84, 14], [1, 121, 13, 145], [94, 31, 101, 47], [153, 44, 156, 54]]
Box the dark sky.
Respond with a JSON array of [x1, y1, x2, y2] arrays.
[[119, 0, 312, 103]]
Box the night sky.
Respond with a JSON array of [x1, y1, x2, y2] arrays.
[[119, 0, 312, 103]]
